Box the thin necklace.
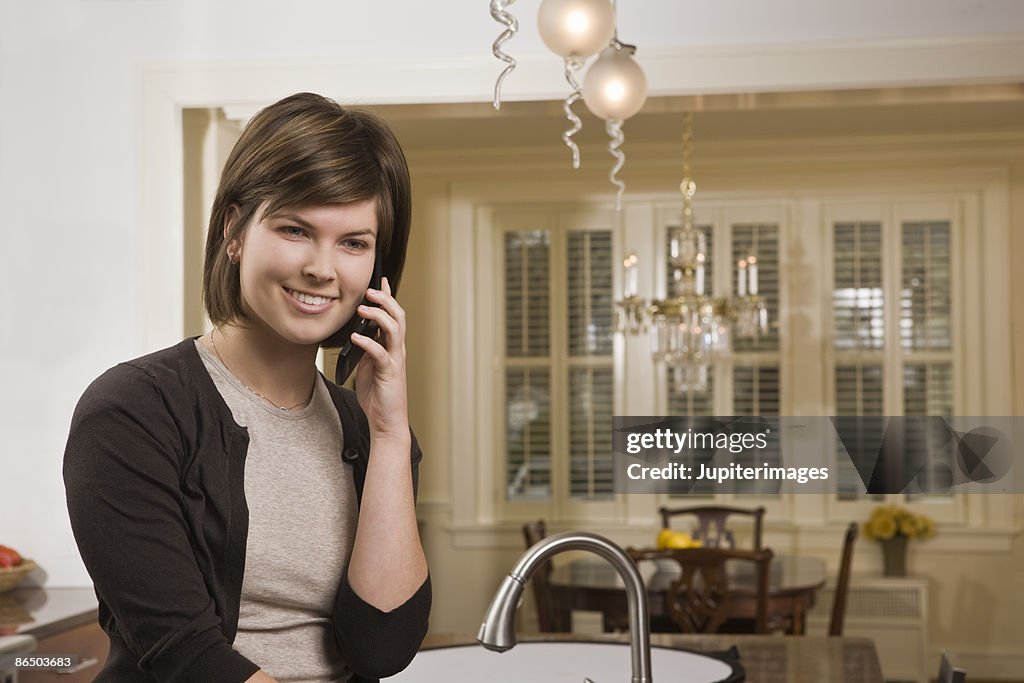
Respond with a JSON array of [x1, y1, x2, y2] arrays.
[[209, 329, 312, 411]]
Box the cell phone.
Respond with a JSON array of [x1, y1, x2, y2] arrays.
[[334, 255, 383, 385]]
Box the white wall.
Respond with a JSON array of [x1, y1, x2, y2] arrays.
[[2, 0, 1024, 590]]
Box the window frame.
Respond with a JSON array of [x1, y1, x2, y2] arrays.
[[448, 168, 1015, 550]]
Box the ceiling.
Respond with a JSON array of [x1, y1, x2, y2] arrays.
[[378, 84, 1024, 153]]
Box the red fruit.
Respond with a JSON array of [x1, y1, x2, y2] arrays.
[[0, 545, 23, 568]]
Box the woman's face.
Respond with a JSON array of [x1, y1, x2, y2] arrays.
[[229, 199, 378, 347]]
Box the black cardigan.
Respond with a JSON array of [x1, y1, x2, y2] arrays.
[[63, 338, 430, 682]]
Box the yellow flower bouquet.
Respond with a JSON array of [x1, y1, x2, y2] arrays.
[[864, 505, 934, 576], [864, 505, 935, 542]]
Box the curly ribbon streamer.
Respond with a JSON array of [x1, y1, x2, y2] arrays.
[[561, 58, 584, 169], [490, 0, 519, 110], [606, 118, 626, 210]]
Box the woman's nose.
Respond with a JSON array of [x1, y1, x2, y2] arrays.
[[301, 247, 336, 281]]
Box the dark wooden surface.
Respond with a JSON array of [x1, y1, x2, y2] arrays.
[[550, 553, 827, 635]]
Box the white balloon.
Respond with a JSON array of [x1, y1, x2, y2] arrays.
[[537, 0, 615, 60], [582, 45, 648, 121]]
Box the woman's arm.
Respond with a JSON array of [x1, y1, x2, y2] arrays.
[[330, 278, 431, 679], [64, 363, 260, 682], [345, 277, 428, 608]]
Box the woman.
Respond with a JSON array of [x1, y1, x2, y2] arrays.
[[64, 93, 430, 682]]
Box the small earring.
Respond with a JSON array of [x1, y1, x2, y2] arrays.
[[228, 250, 239, 264]]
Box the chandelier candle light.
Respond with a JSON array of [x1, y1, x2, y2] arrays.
[[615, 113, 769, 393]]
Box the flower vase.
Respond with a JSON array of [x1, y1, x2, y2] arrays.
[[881, 536, 908, 576]]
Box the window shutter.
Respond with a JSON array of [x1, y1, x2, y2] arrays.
[[504, 228, 553, 501], [504, 230, 550, 357], [834, 222, 884, 350], [903, 363, 953, 415], [732, 223, 779, 352], [568, 231, 614, 356], [667, 368, 715, 416], [505, 367, 552, 500], [734, 365, 781, 415], [567, 230, 614, 499], [569, 367, 614, 498], [901, 222, 951, 351], [835, 364, 885, 500]]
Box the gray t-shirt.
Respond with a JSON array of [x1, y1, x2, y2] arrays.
[[196, 340, 358, 682]]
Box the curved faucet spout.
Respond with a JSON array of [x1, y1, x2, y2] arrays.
[[477, 531, 652, 683]]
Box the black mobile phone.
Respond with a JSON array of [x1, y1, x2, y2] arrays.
[[334, 255, 383, 385]]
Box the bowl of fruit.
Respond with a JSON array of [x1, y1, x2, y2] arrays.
[[0, 545, 35, 593]]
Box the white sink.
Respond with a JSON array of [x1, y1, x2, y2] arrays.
[[390, 641, 737, 682]]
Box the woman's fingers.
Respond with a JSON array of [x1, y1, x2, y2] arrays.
[[348, 329, 391, 365], [356, 303, 402, 342], [365, 278, 407, 327]]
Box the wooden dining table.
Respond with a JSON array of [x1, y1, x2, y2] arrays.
[[549, 552, 827, 635], [421, 633, 884, 683]]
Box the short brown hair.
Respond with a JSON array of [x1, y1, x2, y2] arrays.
[[202, 92, 412, 344]]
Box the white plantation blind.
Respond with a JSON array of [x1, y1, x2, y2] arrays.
[[835, 364, 885, 500], [734, 365, 781, 415], [504, 230, 550, 357], [504, 227, 552, 501], [901, 222, 952, 351], [833, 221, 885, 500], [834, 222, 884, 350], [667, 367, 715, 416], [901, 221, 954, 500], [505, 367, 552, 500], [732, 224, 781, 487], [568, 231, 614, 356], [501, 219, 615, 504], [569, 367, 614, 498], [831, 214, 956, 503], [732, 224, 779, 353], [567, 230, 615, 499]]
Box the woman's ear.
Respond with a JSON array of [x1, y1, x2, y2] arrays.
[[224, 204, 242, 262]]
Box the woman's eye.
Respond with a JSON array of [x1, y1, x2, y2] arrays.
[[282, 226, 305, 237], [342, 239, 368, 250]]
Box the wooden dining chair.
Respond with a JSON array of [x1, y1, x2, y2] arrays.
[[658, 505, 766, 550], [521, 520, 564, 632], [627, 546, 774, 634], [829, 521, 858, 636], [938, 650, 967, 682]]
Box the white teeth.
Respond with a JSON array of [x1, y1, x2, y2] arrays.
[[289, 289, 331, 306]]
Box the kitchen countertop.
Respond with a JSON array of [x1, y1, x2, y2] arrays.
[[0, 587, 98, 640]]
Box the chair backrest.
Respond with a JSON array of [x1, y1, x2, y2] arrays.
[[658, 505, 766, 550], [521, 520, 561, 632], [938, 651, 967, 683], [829, 521, 858, 636], [627, 546, 774, 634]]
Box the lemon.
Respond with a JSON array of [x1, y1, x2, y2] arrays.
[[665, 531, 695, 549], [656, 529, 675, 549], [656, 530, 703, 549]]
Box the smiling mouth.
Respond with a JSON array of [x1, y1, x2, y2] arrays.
[[284, 287, 337, 306]]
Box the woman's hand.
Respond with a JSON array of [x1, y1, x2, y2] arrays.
[[350, 276, 409, 441]]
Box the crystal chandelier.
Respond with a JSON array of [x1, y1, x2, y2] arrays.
[[616, 113, 768, 393]]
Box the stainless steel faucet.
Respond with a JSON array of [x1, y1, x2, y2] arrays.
[[477, 531, 652, 683]]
